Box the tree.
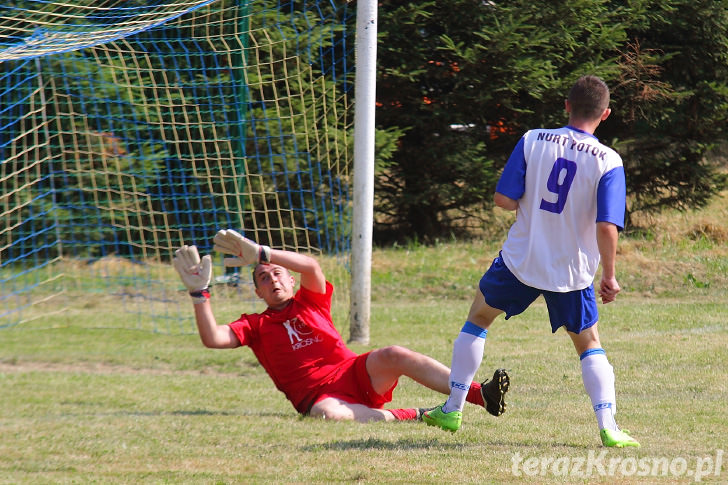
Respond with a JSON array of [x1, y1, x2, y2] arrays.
[[374, 0, 728, 242], [606, 0, 728, 220], [375, 0, 629, 242]]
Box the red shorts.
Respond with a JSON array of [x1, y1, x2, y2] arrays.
[[306, 352, 397, 413]]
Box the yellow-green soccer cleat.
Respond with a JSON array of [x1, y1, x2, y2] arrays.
[[422, 404, 462, 432], [600, 428, 640, 448]]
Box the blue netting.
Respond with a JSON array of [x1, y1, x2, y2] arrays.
[[0, 0, 354, 330]]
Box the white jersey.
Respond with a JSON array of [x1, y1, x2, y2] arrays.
[[496, 126, 626, 292]]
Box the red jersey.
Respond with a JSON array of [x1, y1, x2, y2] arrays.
[[228, 282, 357, 413]]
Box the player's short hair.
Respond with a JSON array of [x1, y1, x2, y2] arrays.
[[251, 264, 262, 288], [568, 75, 610, 121], [251, 263, 287, 288]]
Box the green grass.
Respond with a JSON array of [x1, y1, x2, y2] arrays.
[[2, 286, 727, 483], [2, 195, 728, 483]]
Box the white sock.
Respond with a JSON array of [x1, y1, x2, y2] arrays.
[[580, 348, 618, 431], [442, 321, 487, 413]]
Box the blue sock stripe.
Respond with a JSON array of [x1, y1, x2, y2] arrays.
[[594, 402, 613, 411], [461, 321, 488, 338], [580, 348, 606, 360], [450, 380, 471, 391]]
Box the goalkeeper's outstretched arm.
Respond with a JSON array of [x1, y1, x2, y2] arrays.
[[191, 298, 240, 349], [264, 249, 326, 294], [173, 231, 327, 348], [172, 244, 240, 349], [214, 229, 325, 294]]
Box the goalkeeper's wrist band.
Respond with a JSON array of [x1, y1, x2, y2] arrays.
[[259, 245, 271, 264], [189, 287, 210, 304]]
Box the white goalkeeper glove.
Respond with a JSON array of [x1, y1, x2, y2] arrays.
[[172, 245, 212, 304], [212, 229, 271, 267]]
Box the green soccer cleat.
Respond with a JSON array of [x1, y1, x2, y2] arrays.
[[600, 428, 640, 448], [422, 404, 462, 432], [481, 368, 509, 417]]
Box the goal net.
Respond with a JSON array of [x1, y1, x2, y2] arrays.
[[0, 0, 354, 332]]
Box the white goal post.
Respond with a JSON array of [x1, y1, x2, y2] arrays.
[[349, 0, 378, 345]]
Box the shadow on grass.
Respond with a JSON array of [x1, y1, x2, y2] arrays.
[[50, 409, 290, 418], [170, 409, 282, 417], [302, 436, 596, 452], [160, 409, 291, 418], [303, 437, 468, 451]]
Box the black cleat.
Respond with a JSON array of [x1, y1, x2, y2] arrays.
[[417, 406, 436, 420], [481, 368, 509, 417]]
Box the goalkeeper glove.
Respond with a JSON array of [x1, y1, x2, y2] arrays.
[[212, 229, 271, 267], [172, 245, 212, 304]]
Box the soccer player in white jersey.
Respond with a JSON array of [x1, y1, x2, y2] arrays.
[[423, 75, 640, 448]]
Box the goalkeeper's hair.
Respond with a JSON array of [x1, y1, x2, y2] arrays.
[[568, 75, 610, 120], [251, 263, 290, 288]]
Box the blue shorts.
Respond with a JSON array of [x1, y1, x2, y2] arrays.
[[479, 254, 598, 334]]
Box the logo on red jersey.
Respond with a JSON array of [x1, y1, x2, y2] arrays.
[[283, 318, 322, 350]]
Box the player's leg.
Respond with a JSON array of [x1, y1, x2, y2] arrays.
[[366, 345, 451, 395], [567, 320, 602, 355], [365, 345, 507, 413], [424, 256, 536, 432], [309, 397, 394, 422], [567, 320, 639, 447], [422, 291, 504, 432], [309, 353, 428, 423], [441, 291, 503, 412], [546, 287, 638, 447]]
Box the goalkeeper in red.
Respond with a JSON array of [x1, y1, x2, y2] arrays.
[[423, 75, 640, 448], [173, 229, 510, 423]]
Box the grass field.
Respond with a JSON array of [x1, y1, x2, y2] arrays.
[[2, 195, 727, 484]]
